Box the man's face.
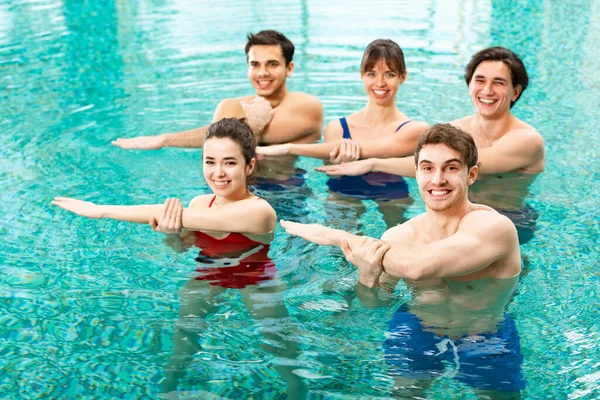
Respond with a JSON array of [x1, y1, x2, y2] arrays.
[[416, 144, 477, 212], [469, 60, 521, 117], [247, 45, 293, 98]]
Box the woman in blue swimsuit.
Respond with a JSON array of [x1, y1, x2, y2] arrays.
[[257, 39, 429, 228]]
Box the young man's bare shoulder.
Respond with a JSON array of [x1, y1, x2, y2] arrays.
[[459, 207, 515, 235], [450, 115, 473, 130], [508, 119, 543, 143], [381, 217, 420, 242], [286, 92, 323, 111]]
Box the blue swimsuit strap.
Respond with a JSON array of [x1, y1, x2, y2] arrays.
[[395, 120, 412, 132], [339, 117, 352, 139]]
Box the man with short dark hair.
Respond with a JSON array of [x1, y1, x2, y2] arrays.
[[113, 30, 323, 149], [281, 123, 526, 396]]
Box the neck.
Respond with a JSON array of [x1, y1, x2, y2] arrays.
[[214, 188, 249, 206], [473, 110, 514, 141], [424, 199, 473, 238], [264, 85, 288, 108], [362, 100, 402, 123]]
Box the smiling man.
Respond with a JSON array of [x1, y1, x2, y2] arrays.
[[112, 30, 323, 149], [281, 124, 525, 396]]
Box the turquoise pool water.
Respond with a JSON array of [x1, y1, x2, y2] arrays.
[[1, 0, 599, 398]]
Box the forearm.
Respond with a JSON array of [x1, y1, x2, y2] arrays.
[[288, 142, 335, 159], [372, 157, 416, 177], [100, 205, 163, 223], [162, 126, 209, 148]]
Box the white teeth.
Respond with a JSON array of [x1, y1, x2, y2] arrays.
[[214, 181, 229, 187], [374, 90, 387, 95], [431, 190, 449, 196], [479, 98, 495, 104]]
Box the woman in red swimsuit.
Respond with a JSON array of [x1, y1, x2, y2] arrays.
[[53, 118, 304, 396]]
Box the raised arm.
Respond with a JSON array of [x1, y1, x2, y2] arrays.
[[53, 196, 276, 234], [380, 211, 520, 280], [477, 128, 545, 174]]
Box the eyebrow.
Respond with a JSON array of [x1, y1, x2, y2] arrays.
[[205, 156, 238, 160], [419, 158, 463, 166]]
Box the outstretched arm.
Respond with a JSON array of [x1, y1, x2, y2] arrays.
[[53, 196, 277, 234], [315, 156, 416, 177], [111, 97, 272, 150]]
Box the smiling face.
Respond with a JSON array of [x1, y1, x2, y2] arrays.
[[203, 137, 255, 199], [247, 45, 293, 99], [416, 144, 478, 212], [469, 61, 522, 118], [361, 59, 405, 105]]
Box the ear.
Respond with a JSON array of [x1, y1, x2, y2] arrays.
[[467, 165, 478, 185], [286, 61, 295, 77], [399, 70, 407, 84], [512, 84, 522, 102], [247, 158, 256, 175]]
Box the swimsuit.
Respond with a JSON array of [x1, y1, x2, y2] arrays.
[[252, 168, 306, 192], [383, 305, 526, 392], [326, 118, 411, 201], [193, 196, 277, 289]]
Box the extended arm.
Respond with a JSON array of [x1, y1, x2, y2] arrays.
[[260, 94, 323, 144], [53, 197, 276, 234], [315, 156, 416, 177]]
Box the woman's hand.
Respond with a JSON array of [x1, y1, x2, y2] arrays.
[[150, 198, 183, 234], [315, 158, 375, 176], [329, 139, 361, 164], [52, 197, 104, 219]]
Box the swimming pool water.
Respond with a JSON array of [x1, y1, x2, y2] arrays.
[[1, 0, 599, 398]]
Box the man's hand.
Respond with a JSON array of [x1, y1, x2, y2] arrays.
[[256, 143, 291, 157], [241, 96, 274, 135], [280, 220, 342, 246], [341, 237, 390, 287], [112, 135, 166, 150], [150, 198, 183, 234], [329, 139, 361, 164], [52, 197, 103, 219], [315, 158, 374, 176]]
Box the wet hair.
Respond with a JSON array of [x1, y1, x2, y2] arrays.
[[245, 30, 294, 65], [464, 46, 529, 108], [360, 39, 406, 75], [414, 124, 478, 169], [204, 118, 257, 168]]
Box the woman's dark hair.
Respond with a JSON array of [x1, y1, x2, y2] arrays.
[[204, 118, 257, 168], [464, 46, 528, 108], [245, 30, 294, 66], [361, 39, 406, 75]]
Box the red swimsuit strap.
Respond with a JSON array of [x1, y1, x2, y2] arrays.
[[208, 195, 217, 208]]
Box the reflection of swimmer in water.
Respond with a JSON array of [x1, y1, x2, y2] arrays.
[[317, 47, 545, 242], [54, 118, 305, 398], [257, 39, 428, 227], [282, 126, 526, 397]]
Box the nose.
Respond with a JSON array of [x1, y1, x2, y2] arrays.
[[481, 83, 493, 95], [215, 165, 226, 176], [431, 169, 446, 185], [376, 74, 385, 87], [257, 64, 269, 77]]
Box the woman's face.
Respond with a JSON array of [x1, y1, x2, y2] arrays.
[[361, 58, 406, 105], [203, 137, 255, 198]]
